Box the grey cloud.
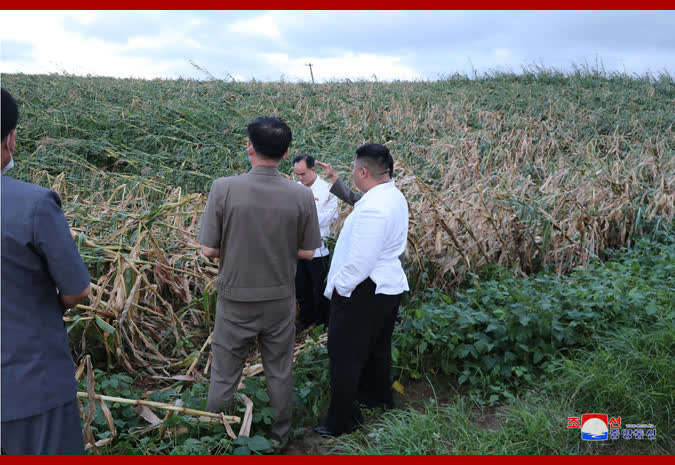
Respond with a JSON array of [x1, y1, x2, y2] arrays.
[[273, 11, 480, 56], [272, 11, 674, 58], [541, 11, 675, 52]]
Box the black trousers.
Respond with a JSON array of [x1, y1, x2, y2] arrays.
[[295, 255, 331, 327], [323, 278, 402, 434], [1, 400, 84, 455]]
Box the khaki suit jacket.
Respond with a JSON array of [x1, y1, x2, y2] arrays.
[[199, 166, 322, 302]]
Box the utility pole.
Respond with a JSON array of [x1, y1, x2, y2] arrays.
[[306, 63, 315, 84]]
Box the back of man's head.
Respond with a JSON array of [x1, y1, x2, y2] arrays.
[[355, 143, 393, 179], [1, 88, 19, 142], [247, 117, 292, 160]]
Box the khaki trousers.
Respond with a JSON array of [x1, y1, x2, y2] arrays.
[[206, 296, 296, 443]]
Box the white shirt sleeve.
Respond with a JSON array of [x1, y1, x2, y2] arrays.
[[316, 189, 338, 234], [332, 205, 388, 297]]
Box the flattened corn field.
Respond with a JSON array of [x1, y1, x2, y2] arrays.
[[2, 72, 673, 453]]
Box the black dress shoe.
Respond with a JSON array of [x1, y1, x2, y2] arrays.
[[313, 425, 340, 437]]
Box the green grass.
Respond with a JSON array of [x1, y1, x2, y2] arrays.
[[333, 392, 669, 454], [392, 232, 674, 399]]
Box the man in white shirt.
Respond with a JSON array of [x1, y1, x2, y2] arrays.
[[293, 154, 339, 329], [314, 144, 409, 437]]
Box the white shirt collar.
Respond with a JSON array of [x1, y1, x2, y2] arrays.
[[355, 180, 394, 206], [311, 176, 328, 190]]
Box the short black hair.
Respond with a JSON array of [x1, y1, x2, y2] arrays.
[[355, 143, 393, 179], [292, 154, 315, 169], [1, 88, 19, 142], [246, 117, 292, 160]]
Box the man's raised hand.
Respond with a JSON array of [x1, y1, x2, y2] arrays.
[[316, 161, 338, 183]]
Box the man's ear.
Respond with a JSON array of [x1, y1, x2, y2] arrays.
[[1, 139, 8, 168], [1, 130, 16, 166], [6, 129, 16, 152], [281, 150, 289, 161]]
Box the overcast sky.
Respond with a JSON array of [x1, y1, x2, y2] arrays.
[[1, 11, 673, 81]]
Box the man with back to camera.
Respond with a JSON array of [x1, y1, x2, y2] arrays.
[[1, 88, 91, 454], [314, 143, 409, 437], [199, 117, 321, 447], [292, 154, 338, 329]]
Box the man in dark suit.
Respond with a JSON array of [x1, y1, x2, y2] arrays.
[[1, 88, 91, 454], [199, 117, 322, 447]]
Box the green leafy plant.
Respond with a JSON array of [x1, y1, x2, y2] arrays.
[[393, 233, 673, 403]]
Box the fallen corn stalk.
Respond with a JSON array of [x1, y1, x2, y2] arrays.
[[76, 391, 240, 424]]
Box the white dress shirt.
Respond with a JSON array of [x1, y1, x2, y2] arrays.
[[298, 176, 338, 257], [324, 180, 409, 298]]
